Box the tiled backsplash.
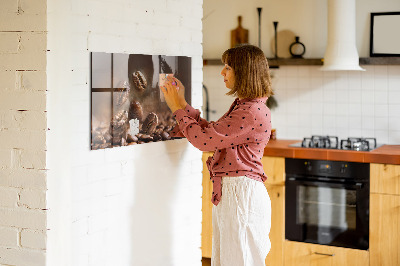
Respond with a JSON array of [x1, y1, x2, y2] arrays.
[[203, 65, 400, 144]]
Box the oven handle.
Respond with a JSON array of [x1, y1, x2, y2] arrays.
[[286, 177, 364, 189]]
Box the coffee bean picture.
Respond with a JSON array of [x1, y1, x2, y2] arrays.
[[90, 52, 191, 150]]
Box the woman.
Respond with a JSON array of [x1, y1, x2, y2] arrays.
[[161, 44, 273, 266]]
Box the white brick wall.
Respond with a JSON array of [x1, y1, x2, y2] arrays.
[[0, 0, 48, 265], [46, 1, 203, 266]]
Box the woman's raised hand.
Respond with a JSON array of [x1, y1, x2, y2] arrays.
[[160, 77, 185, 113]]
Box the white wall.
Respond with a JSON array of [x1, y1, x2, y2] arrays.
[[46, 1, 203, 266], [0, 0, 48, 265], [203, 0, 400, 145], [203, 0, 400, 58]]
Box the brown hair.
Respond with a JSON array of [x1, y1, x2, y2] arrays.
[[221, 44, 273, 99]]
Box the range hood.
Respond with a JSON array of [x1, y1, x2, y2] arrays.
[[320, 0, 365, 71]]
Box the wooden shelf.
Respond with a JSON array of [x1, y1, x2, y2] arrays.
[[359, 57, 400, 65], [203, 57, 400, 67]]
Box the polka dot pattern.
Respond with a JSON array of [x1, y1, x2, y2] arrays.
[[172, 97, 272, 206]]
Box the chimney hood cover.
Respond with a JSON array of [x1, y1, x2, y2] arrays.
[[320, 0, 365, 71]]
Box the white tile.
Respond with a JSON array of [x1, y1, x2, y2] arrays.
[[388, 65, 400, 76], [348, 90, 362, 103], [348, 103, 362, 116], [336, 115, 348, 128], [388, 91, 400, 104], [349, 128, 362, 137], [348, 71, 362, 90], [374, 65, 388, 78], [336, 103, 349, 116], [335, 72, 349, 90], [374, 78, 388, 91], [298, 67, 311, 78], [362, 116, 375, 130], [298, 77, 311, 89], [361, 103, 374, 116], [374, 90, 388, 104], [361, 129, 375, 138], [323, 103, 336, 115], [389, 104, 400, 117], [285, 66, 298, 77], [374, 130, 389, 144], [374, 117, 389, 130], [388, 76, 400, 91], [388, 117, 400, 131], [388, 131, 400, 144], [375, 104, 389, 117], [348, 116, 362, 129], [361, 90, 374, 104], [336, 90, 349, 103], [286, 77, 299, 89]]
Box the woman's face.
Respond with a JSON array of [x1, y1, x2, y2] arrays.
[[220, 64, 235, 89]]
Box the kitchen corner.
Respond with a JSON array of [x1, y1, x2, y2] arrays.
[[202, 140, 400, 265]]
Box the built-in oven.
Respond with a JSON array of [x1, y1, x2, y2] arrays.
[[285, 158, 369, 250]]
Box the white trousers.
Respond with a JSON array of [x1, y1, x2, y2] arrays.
[[212, 176, 271, 266]]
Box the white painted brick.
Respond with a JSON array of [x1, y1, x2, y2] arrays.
[[0, 227, 19, 247], [19, 0, 47, 15], [0, 13, 46, 32], [0, 90, 46, 111], [0, 53, 46, 71], [0, 71, 16, 90], [1, 110, 46, 130], [16, 70, 47, 91], [0, 129, 46, 150], [20, 149, 46, 170], [0, 208, 46, 230], [87, 212, 109, 233], [20, 229, 46, 250], [0, 32, 20, 54], [0, 169, 47, 189], [0, 149, 11, 169], [0, 0, 18, 13], [19, 189, 46, 209], [0, 187, 19, 208], [0, 247, 45, 266]]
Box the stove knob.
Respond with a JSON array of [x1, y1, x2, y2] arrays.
[[340, 164, 347, 174]]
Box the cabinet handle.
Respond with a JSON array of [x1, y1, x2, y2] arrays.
[[314, 252, 335, 257]]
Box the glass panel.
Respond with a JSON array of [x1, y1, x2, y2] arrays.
[[113, 53, 129, 88], [297, 186, 356, 230], [91, 53, 112, 88], [91, 92, 112, 150]]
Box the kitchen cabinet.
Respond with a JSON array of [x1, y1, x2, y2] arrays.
[[201, 154, 286, 266], [202, 152, 213, 258], [261, 156, 285, 266], [284, 241, 369, 266], [370, 163, 400, 195], [370, 163, 400, 266]]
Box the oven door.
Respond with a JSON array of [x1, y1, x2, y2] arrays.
[[285, 177, 369, 250]]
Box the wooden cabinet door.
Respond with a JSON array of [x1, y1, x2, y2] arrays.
[[370, 163, 400, 195], [202, 152, 213, 258], [284, 241, 369, 266], [264, 184, 284, 266], [262, 156, 285, 186], [370, 193, 400, 266]]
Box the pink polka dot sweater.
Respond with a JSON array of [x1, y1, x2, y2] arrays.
[[172, 97, 272, 206]]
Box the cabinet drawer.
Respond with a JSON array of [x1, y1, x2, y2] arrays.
[[370, 163, 400, 195], [284, 241, 369, 266]]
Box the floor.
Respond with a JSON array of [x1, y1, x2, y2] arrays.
[[202, 257, 211, 266]]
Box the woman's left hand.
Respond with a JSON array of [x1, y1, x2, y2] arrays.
[[160, 78, 184, 113]]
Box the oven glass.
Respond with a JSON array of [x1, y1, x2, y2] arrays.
[[297, 185, 357, 244]]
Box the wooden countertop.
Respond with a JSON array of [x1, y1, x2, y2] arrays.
[[263, 139, 400, 165]]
